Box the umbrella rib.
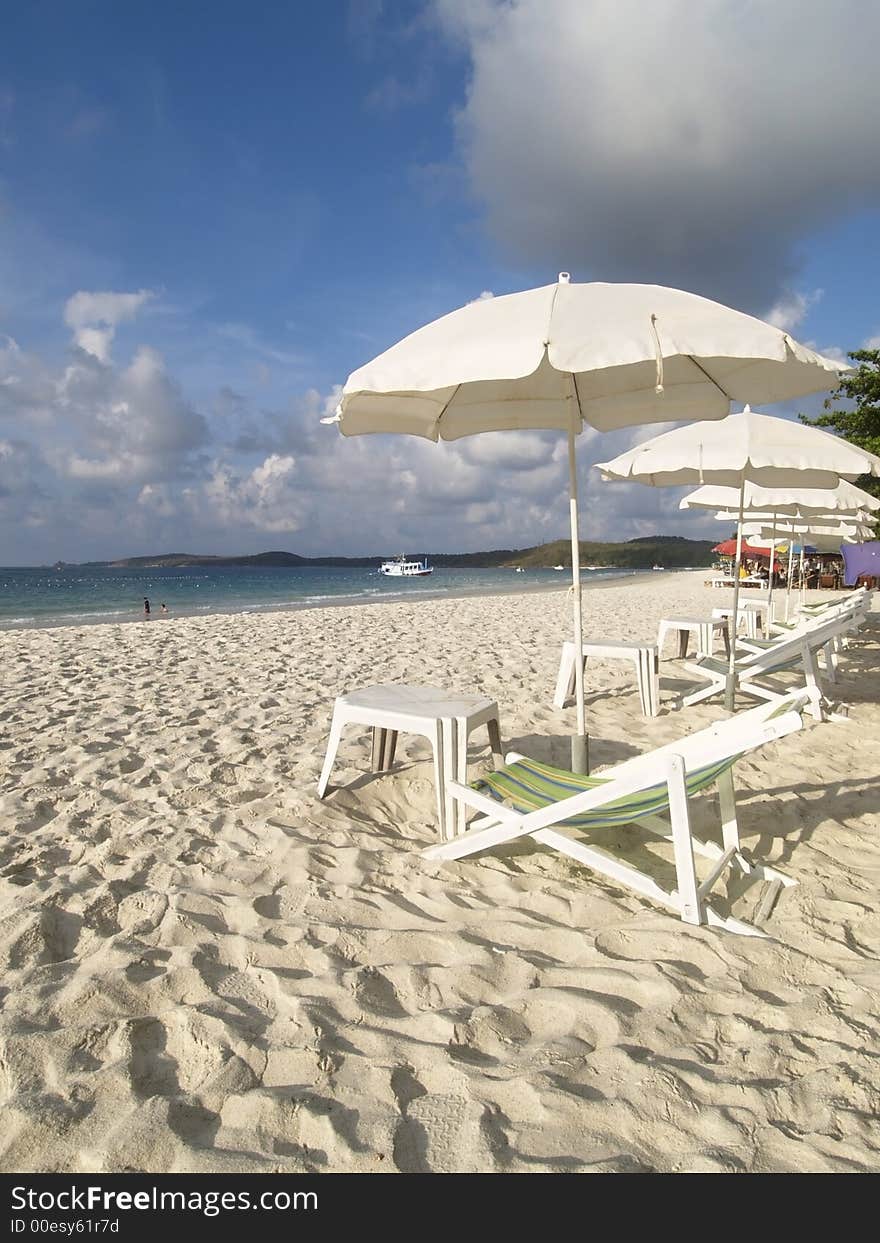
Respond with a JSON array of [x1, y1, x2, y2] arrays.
[[687, 356, 733, 400], [434, 383, 462, 436], [571, 371, 585, 426]]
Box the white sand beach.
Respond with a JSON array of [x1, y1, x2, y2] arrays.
[[1, 571, 878, 1173]]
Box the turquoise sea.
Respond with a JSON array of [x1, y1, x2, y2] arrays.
[[0, 563, 640, 630]]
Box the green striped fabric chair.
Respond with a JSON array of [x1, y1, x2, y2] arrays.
[[473, 752, 741, 830], [424, 694, 807, 936]]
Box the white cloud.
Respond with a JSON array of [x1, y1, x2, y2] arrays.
[[0, 292, 727, 562], [432, 0, 880, 310], [64, 289, 153, 361], [216, 322, 307, 369], [200, 454, 302, 534], [765, 289, 823, 333], [862, 334, 880, 351]]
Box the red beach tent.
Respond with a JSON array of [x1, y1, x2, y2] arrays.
[[713, 538, 773, 559], [713, 538, 782, 569]]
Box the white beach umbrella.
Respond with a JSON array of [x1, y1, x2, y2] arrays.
[[681, 480, 880, 518], [743, 519, 872, 544], [595, 408, 880, 708], [327, 276, 847, 767], [712, 507, 874, 525]]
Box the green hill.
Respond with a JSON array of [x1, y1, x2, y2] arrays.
[[94, 536, 717, 571], [495, 536, 717, 570]]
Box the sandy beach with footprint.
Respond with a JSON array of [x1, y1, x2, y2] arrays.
[[1, 570, 878, 1172]]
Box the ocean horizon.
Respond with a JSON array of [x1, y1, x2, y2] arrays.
[[0, 562, 648, 631]]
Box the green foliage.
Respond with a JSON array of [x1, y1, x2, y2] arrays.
[[801, 348, 880, 534]]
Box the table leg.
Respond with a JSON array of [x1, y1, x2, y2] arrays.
[[432, 720, 449, 840], [371, 726, 399, 772], [677, 629, 689, 659], [643, 648, 660, 717], [486, 716, 503, 768], [371, 726, 385, 771], [553, 644, 574, 708], [697, 624, 708, 658], [633, 652, 652, 717], [456, 715, 469, 837], [656, 623, 668, 660], [317, 706, 345, 798], [382, 729, 398, 769]]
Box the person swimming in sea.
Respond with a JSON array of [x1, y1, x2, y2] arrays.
[[143, 597, 151, 618], [160, 602, 168, 615]]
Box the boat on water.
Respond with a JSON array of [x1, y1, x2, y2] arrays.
[[378, 555, 433, 578], [652, 564, 665, 571], [552, 564, 566, 571]]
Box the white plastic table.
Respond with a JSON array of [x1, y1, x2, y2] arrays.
[[554, 640, 659, 718], [713, 599, 771, 640], [316, 684, 503, 839], [657, 616, 730, 660]]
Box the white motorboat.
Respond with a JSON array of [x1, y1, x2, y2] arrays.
[[378, 555, 433, 577], [652, 564, 665, 571], [552, 564, 566, 570]]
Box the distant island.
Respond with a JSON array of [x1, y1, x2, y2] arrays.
[[69, 535, 719, 572]]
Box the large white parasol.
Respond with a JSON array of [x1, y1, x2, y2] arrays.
[[595, 408, 880, 708], [680, 480, 880, 518], [327, 277, 848, 767]]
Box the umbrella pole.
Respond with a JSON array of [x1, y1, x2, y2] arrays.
[[785, 540, 795, 621], [725, 478, 745, 711], [766, 513, 777, 621], [799, 543, 806, 604], [568, 422, 588, 774]]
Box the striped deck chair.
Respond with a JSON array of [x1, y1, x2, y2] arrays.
[[424, 695, 807, 936]]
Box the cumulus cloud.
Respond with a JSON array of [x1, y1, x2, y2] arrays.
[[201, 454, 302, 533], [0, 289, 721, 562], [766, 289, 823, 334], [64, 289, 153, 362], [53, 342, 208, 484], [432, 0, 880, 311]]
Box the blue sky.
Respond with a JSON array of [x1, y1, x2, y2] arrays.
[[1, 0, 879, 564]]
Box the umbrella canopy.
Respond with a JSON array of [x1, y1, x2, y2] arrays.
[[335, 280, 846, 438], [595, 407, 880, 490], [742, 519, 872, 544], [681, 480, 880, 517], [595, 409, 880, 708], [329, 278, 850, 763]]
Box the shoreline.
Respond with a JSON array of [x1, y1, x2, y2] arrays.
[[0, 566, 670, 635]]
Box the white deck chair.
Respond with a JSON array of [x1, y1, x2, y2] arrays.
[[678, 616, 849, 719], [425, 695, 807, 937], [737, 596, 868, 678]]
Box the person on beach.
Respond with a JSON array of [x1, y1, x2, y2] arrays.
[[143, 597, 151, 618]]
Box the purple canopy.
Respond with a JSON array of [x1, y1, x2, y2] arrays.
[[841, 541, 880, 585]]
